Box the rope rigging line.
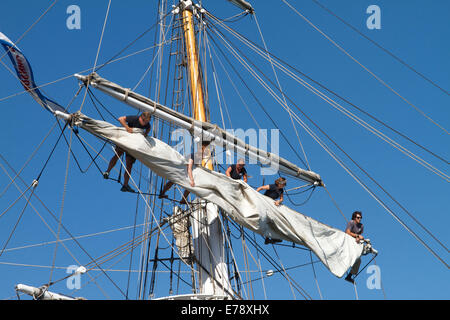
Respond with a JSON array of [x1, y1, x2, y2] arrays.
[[206, 14, 449, 181], [0, 121, 59, 200], [226, 218, 313, 300], [309, 249, 323, 300], [46, 203, 201, 297], [78, 0, 112, 114], [310, 0, 450, 97], [205, 24, 310, 169], [1, 222, 150, 254], [0, 155, 112, 297], [0, 175, 34, 221], [0, 0, 59, 64], [204, 12, 449, 265], [205, 10, 449, 166], [205, 12, 449, 247], [49, 125, 75, 285], [92, 0, 111, 73], [281, 0, 449, 136], [0, 180, 38, 259], [0, 152, 124, 298], [253, 12, 312, 171], [284, 185, 316, 207], [108, 148, 202, 278]]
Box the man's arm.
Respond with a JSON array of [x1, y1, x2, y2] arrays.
[[187, 159, 195, 187], [345, 224, 364, 241], [275, 193, 284, 206], [243, 174, 248, 183], [225, 166, 232, 178], [256, 185, 269, 192], [118, 116, 133, 133]]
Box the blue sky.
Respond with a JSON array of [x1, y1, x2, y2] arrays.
[[0, 0, 448, 300]]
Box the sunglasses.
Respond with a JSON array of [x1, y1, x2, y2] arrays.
[[356, 216, 362, 219]]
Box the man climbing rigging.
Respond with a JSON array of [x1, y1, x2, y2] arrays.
[[344, 211, 364, 283], [103, 112, 151, 192], [225, 158, 248, 182], [256, 177, 286, 244], [256, 177, 286, 207]]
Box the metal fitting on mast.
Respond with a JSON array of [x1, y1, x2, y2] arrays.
[[227, 0, 254, 14]]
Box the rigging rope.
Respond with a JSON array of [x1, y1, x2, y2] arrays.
[[207, 15, 449, 180], [281, 0, 449, 136], [253, 12, 312, 171], [0, 0, 59, 64], [78, 0, 112, 114], [310, 0, 450, 97], [206, 11, 449, 165], [203, 11, 449, 266]]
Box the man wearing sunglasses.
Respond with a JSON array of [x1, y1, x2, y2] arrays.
[[345, 211, 364, 283]]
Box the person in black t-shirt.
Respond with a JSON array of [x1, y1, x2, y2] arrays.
[[103, 112, 151, 192], [344, 211, 364, 283], [256, 177, 286, 206], [225, 158, 248, 183], [256, 177, 287, 245]]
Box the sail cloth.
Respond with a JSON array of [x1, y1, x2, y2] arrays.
[[73, 113, 364, 278]]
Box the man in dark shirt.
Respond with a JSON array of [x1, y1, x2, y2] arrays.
[[256, 177, 286, 206], [225, 158, 248, 183], [103, 112, 151, 192], [256, 177, 286, 245], [344, 211, 364, 283]]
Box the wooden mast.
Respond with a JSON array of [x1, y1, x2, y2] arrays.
[[181, 2, 213, 170], [179, 0, 231, 298]]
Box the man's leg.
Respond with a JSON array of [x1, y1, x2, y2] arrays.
[[179, 190, 191, 204], [123, 154, 136, 187], [159, 181, 174, 198], [104, 147, 124, 178]]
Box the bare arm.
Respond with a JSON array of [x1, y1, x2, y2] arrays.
[[275, 193, 284, 206], [345, 227, 364, 242], [256, 185, 270, 192], [187, 159, 195, 187], [243, 174, 248, 183], [225, 166, 232, 178], [118, 116, 133, 133]]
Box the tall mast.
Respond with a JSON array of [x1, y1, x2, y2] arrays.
[[181, 4, 207, 124], [180, 1, 212, 169], [179, 0, 232, 298]]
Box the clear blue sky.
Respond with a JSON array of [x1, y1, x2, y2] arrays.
[[0, 0, 448, 300]]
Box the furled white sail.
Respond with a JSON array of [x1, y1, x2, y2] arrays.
[[72, 112, 364, 278]]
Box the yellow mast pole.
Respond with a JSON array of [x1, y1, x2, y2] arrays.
[[179, 1, 232, 298], [181, 3, 213, 170]]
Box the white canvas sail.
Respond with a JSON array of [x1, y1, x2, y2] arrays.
[[71, 112, 364, 278]]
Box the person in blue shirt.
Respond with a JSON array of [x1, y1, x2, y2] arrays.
[[225, 158, 248, 182], [256, 177, 286, 206], [256, 177, 286, 244], [344, 211, 364, 283]]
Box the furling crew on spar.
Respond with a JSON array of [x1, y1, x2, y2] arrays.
[[101, 114, 373, 282]]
